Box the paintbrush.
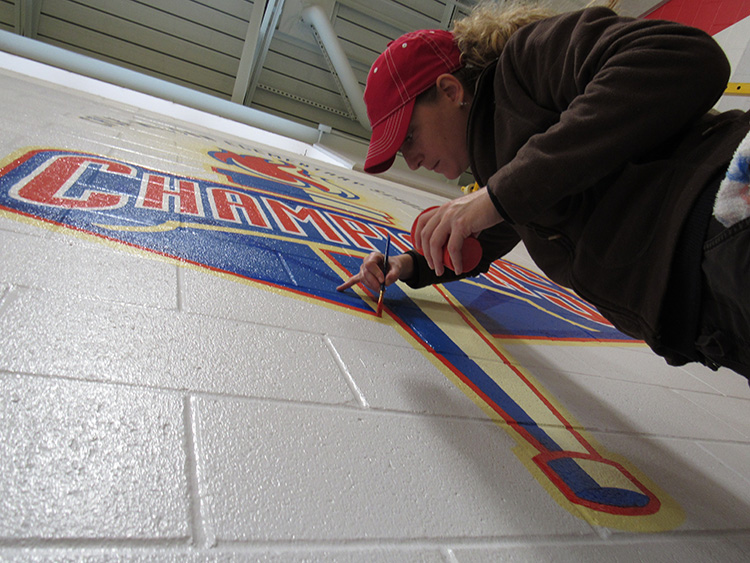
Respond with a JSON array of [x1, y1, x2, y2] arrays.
[[376, 233, 391, 317]]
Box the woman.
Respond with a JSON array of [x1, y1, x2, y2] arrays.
[[338, 1, 750, 377]]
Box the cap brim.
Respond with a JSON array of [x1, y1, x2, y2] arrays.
[[364, 98, 414, 174]]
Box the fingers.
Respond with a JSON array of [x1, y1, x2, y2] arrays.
[[413, 190, 501, 277], [336, 252, 385, 293], [423, 210, 451, 277], [336, 274, 362, 292], [426, 224, 447, 277], [446, 230, 465, 275], [414, 208, 445, 275], [412, 207, 438, 256]]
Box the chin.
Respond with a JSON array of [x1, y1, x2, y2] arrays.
[[439, 161, 469, 181], [435, 166, 456, 180]]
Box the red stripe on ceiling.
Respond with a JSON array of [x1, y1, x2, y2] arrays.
[[645, 0, 750, 35]]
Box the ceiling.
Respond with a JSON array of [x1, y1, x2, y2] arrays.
[[0, 0, 665, 190]]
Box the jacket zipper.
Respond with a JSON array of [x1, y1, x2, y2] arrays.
[[529, 223, 574, 254]]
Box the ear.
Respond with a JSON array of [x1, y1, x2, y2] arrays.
[[435, 73, 465, 106]]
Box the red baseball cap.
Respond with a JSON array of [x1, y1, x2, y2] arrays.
[[363, 29, 463, 174]]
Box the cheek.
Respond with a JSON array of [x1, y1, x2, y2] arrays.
[[442, 113, 468, 155], [436, 128, 458, 157], [447, 135, 468, 164]]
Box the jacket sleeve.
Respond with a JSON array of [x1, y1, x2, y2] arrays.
[[486, 7, 731, 225], [402, 221, 521, 288]]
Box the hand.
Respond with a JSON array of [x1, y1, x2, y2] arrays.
[[412, 187, 502, 276], [336, 252, 414, 294]]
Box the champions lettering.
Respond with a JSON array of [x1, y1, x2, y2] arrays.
[[5, 151, 411, 255]]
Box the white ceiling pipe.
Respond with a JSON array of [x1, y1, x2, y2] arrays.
[[0, 29, 322, 146], [302, 4, 371, 131]]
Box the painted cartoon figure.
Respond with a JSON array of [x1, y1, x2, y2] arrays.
[[338, 1, 750, 379]]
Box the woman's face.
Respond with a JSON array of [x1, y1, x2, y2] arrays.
[[399, 79, 471, 180]]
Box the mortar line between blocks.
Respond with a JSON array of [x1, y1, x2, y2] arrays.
[[183, 395, 210, 549], [0, 538, 190, 550], [0, 368, 487, 424], [696, 440, 750, 487], [3, 529, 750, 554], [210, 529, 750, 550], [324, 335, 369, 408], [4, 369, 749, 446]]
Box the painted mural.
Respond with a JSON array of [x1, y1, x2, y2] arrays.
[[0, 138, 683, 532]]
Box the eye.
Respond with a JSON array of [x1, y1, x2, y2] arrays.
[[401, 133, 413, 151]]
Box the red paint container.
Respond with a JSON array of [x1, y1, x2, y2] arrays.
[[411, 206, 482, 272]]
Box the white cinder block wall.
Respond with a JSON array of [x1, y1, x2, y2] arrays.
[[2, 12, 750, 563]]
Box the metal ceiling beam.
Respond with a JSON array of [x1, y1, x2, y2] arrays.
[[234, 0, 286, 106], [301, 4, 370, 131], [14, 0, 41, 37], [233, 0, 267, 103]]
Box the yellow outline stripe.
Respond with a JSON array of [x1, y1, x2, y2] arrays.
[[461, 278, 601, 332], [726, 83, 750, 96]]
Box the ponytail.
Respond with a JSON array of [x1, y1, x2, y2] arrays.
[[452, 0, 620, 70]]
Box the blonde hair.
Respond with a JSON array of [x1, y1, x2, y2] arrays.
[[452, 0, 620, 69]]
